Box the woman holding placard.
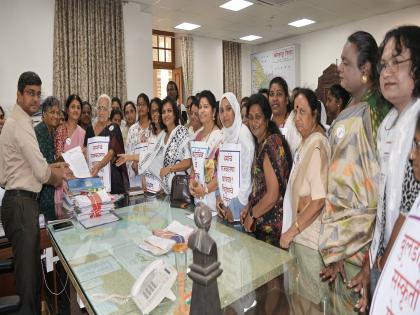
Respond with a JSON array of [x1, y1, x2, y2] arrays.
[[84, 94, 128, 194], [125, 93, 155, 189], [240, 93, 292, 246], [189, 90, 223, 211], [116, 98, 191, 194], [215, 92, 255, 225]]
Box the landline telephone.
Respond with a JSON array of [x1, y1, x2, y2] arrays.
[[131, 259, 177, 314]]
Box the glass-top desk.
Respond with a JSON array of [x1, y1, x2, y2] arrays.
[[47, 197, 295, 314]]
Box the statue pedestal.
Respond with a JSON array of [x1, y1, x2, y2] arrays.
[[188, 261, 223, 315]]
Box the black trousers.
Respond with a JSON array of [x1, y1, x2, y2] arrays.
[[1, 194, 40, 315]]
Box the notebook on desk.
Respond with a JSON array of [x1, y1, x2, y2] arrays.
[[67, 177, 104, 195]]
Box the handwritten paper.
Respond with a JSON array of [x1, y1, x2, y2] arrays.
[[217, 143, 241, 207], [62, 146, 91, 178], [87, 137, 111, 192], [371, 195, 420, 315]]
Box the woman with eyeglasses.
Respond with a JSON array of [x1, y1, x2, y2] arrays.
[[318, 31, 391, 314], [358, 25, 420, 311], [84, 94, 128, 194], [150, 97, 164, 136], [34, 97, 61, 220]]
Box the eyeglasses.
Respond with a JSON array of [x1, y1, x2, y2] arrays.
[[24, 90, 42, 99], [377, 58, 411, 74], [413, 139, 420, 152]]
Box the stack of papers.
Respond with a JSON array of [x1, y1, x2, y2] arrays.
[[139, 235, 176, 256], [139, 220, 195, 256], [63, 189, 120, 229]]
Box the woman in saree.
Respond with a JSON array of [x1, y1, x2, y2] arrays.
[[280, 88, 330, 313], [54, 94, 86, 204], [84, 94, 128, 194], [35, 96, 61, 220], [240, 93, 292, 246], [318, 31, 390, 314], [116, 98, 191, 194], [353, 25, 420, 312], [215, 92, 255, 225], [189, 90, 223, 211]]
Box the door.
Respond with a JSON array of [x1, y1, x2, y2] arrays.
[[172, 67, 183, 105]]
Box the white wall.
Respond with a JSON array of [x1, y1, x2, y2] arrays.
[[0, 0, 153, 114], [0, 0, 55, 114], [123, 2, 153, 102], [175, 35, 224, 100], [193, 36, 224, 100], [242, 5, 420, 96]]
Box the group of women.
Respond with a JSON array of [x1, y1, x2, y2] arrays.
[[23, 24, 420, 314]]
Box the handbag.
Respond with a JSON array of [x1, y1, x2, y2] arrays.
[[170, 171, 193, 209]]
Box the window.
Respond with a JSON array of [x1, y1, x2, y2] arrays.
[[153, 30, 175, 69], [153, 69, 173, 99]]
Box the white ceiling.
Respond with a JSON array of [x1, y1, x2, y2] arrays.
[[128, 0, 420, 44]]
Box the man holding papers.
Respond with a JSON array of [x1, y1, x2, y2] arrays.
[[0, 72, 69, 314]]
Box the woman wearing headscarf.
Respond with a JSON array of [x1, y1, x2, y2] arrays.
[[215, 92, 255, 225]]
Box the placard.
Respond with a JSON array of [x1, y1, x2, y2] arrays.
[[87, 136, 111, 192], [190, 141, 209, 185], [217, 143, 241, 207], [370, 195, 420, 315], [129, 143, 149, 188], [144, 172, 161, 194]]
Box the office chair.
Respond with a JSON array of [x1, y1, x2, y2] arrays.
[[0, 242, 21, 314]]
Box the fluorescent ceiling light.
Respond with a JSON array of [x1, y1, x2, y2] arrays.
[[174, 22, 201, 31], [288, 18, 315, 28], [240, 35, 262, 41], [220, 0, 253, 11]]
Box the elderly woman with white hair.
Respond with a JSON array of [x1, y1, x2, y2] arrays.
[[84, 94, 128, 194]]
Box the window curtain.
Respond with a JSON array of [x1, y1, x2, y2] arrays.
[[53, 0, 127, 108], [223, 41, 242, 99], [180, 36, 193, 98]]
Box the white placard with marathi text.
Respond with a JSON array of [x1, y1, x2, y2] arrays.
[[217, 143, 241, 207], [190, 141, 209, 185], [87, 136, 111, 192], [190, 141, 209, 206], [129, 143, 149, 188], [144, 172, 161, 193], [370, 195, 420, 315]]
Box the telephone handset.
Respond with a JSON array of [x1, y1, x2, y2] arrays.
[[131, 259, 177, 314]]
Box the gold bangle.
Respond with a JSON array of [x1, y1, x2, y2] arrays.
[[294, 221, 301, 233]]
